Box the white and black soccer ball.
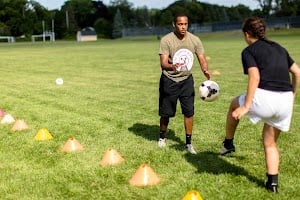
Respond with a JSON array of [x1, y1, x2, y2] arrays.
[[199, 80, 219, 102]]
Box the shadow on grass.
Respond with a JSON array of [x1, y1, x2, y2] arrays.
[[128, 122, 186, 151], [128, 123, 265, 188], [184, 151, 265, 188]]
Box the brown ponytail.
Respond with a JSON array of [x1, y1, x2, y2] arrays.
[[242, 17, 266, 39]]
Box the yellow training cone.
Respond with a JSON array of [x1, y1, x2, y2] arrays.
[[212, 70, 221, 75], [100, 148, 125, 166], [0, 114, 15, 124], [34, 128, 53, 141], [129, 164, 160, 186], [182, 190, 203, 200], [11, 119, 29, 131], [60, 137, 84, 153]]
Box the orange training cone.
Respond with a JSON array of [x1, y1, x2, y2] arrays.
[[100, 148, 125, 166], [0, 109, 5, 117], [34, 128, 53, 141], [0, 114, 15, 124], [11, 119, 29, 131], [60, 137, 84, 153], [129, 164, 160, 186], [182, 190, 203, 200]]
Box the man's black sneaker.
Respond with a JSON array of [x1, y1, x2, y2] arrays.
[[265, 183, 278, 193]]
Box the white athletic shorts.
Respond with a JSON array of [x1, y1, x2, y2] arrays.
[[239, 88, 294, 132]]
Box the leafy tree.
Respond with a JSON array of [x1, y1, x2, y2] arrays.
[[156, 0, 253, 25], [297, 0, 300, 15], [201, 4, 221, 22], [158, 0, 205, 26], [134, 7, 151, 28], [149, 9, 161, 27], [158, 10, 173, 26], [112, 8, 123, 38], [64, 0, 95, 28], [274, 0, 299, 16], [94, 18, 112, 38], [52, 10, 65, 39], [0, 0, 27, 36], [254, 0, 300, 17], [227, 7, 242, 21], [256, 0, 274, 16], [220, 7, 229, 22], [59, 4, 78, 37], [0, 0, 50, 37], [0, 22, 9, 35], [226, 5, 248, 21], [55, 0, 110, 39], [92, 1, 110, 22], [108, 0, 135, 27], [182, 1, 205, 23], [92, 1, 111, 38], [27, 1, 52, 34]]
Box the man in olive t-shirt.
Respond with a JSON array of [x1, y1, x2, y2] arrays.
[[158, 13, 210, 154]]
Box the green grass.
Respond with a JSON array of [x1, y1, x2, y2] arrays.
[[0, 29, 300, 199]]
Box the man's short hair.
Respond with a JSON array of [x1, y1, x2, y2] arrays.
[[173, 13, 188, 23]]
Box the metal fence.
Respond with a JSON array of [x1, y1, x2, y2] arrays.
[[122, 16, 300, 37]]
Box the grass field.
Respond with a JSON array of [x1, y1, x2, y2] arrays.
[[0, 29, 299, 199]]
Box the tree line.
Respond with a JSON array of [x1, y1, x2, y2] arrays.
[[0, 0, 299, 40]]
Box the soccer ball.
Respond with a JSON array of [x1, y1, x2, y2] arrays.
[[199, 80, 219, 102], [55, 78, 64, 85]]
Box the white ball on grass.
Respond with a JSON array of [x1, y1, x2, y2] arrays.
[[55, 78, 64, 85]]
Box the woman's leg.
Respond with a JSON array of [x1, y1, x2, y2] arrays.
[[225, 97, 240, 139], [262, 123, 281, 193], [263, 123, 280, 174], [220, 96, 240, 155]]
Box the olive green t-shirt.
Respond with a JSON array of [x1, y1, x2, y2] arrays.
[[159, 31, 205, 82]]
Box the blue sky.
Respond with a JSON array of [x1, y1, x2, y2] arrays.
[[35, 0, 260, 10]]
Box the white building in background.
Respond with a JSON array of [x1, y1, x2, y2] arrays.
[[77, 27, 97, 42]]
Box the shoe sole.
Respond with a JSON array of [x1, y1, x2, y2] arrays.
[[220, 147, 235, 155], [188, 150, 197, 154]]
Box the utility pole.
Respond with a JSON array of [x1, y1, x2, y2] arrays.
[[66, 10, 69, 30], [42, 20, 45, 42]]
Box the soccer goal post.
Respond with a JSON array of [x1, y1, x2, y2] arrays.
[[31, 31, 55, 42], [0, 36, 15, 43]]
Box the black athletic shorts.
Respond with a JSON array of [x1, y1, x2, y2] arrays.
[[159, 73, 195, 118]]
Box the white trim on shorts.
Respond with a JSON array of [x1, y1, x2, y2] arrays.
[[238, 88, 294, 132]]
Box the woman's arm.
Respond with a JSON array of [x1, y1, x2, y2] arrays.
[[232, 67, 260, 120], [289, 63, 300, 95]]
